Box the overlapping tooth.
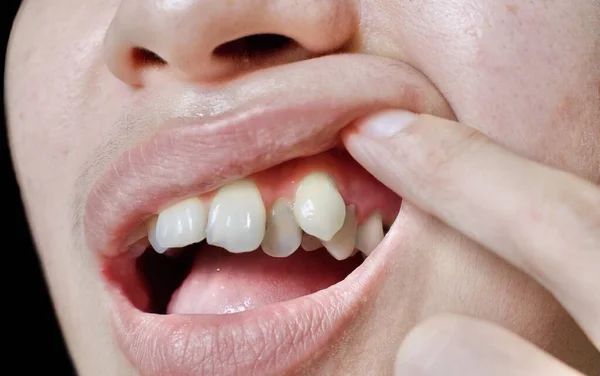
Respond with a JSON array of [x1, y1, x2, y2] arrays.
[[206, 180, 266, 253], [147, 218, 168, 254], [301, 233, 323, 252], [154, 198, 208, 249], [293, 172, 346, 241], [323, 205, 357, 260], [356, 213, 384, 256], [262, 199, 302, 258]]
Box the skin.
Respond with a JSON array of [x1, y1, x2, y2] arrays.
[[6, 0, 600, 375]]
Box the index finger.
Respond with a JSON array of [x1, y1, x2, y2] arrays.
[[342, 110, 600, 347]]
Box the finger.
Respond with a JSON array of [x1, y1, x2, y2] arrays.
[[395, 314, 583, 376], [342, 110, 600, 347]]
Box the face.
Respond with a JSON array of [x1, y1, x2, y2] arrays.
[[6, 0, 600, 375]]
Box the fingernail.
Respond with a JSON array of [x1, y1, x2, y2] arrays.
[[359, 110, 417, 138]]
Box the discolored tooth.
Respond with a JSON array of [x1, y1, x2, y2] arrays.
[[147, 217, 168, 254], [155, 198, 208, 249], [262, 199, 302, 258], [356, 213, 384, 256], [301, 233, 323, 252], [293, 172, 346, 241], [206, 180, 266, 253], [323, 205, 357, 260]]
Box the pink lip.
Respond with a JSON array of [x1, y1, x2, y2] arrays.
[[84, 54, 453, 375]]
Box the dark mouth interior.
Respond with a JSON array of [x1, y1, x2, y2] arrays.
[[132, 243, 364, 315], [136, 245, 197, 314]]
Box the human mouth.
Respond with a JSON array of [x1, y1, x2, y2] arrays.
[[84, 54, 452, 376]]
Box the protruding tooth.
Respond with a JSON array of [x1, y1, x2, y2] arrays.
[[262, 199, 302, 258], [155, 198, 208, 249], [323, 205, 357, 260], [206, 180, 266, 253], [301, 233, 323, 252], [356, 213, 384, 256], [147, 217, 168, 254], [293, 172, 346, 241]]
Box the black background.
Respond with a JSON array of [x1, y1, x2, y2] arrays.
[[4, 0, 77, 374]]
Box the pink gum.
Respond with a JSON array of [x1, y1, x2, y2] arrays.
[[204, 150, 400, 225]]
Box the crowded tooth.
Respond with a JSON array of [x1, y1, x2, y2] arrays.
[[293, 172, 346, 241], [147, 218, 168, 254], [301, 233, 323, 251], [206, 180, 266, 253], [323, 205, 357, 260], [262, 199, 302, 258], [155, 198, 208, 249], [356, 213, 384, 256]]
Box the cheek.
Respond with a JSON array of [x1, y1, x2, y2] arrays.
[[7, 2, 125, 253], [366, 0, 600, 181]]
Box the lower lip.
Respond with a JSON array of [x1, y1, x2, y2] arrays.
[[107, 238, 391, 376]]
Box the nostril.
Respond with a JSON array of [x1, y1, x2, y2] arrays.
[[132, 47, 167, 67], [213, 34, 295, 61]]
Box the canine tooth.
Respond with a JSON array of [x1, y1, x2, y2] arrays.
[[262, 199, 302, 258], [206, 180, 266, 253], [323, 205, 357, 260], [293, 172, 346, 241], [155, 198, 207, 249], [147, 218, 168, 254], [356, 213, 384, 256], [301, 233, 323, 251]]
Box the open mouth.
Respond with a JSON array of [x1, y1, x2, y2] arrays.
[[83, 54, 453, 376], [105, 149, 399, 316]]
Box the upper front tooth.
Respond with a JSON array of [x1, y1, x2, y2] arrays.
[[356, 213, 384, 256], [293, 172, 346, 241], [323, 205, 357, 260], [147, 217, 168, 254], [206, 180, 266, 253], [155, 198, 208, 249], [261, 198, 302, 258]]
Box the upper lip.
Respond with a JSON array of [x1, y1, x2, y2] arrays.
[[83, 54, 452, 258]]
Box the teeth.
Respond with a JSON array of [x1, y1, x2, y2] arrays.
[[293, 172, 346, 241], [356, 213, 384, 256], [323, 205, 357, 260], [154, 198, 208, 249], [206, 180, 266, 253], [147, 218, 168, 254], [301, 233, 323, 251], [262, 199, 302, 258]]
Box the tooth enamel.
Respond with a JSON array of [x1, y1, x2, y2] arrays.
[[293, 172, 346, 241], [261, 199, 302, 258], [155, 198, 208, 249], [147, 218, 168, 254], [323, 205, 357, 260], [356, 213, 384, 256], [301, 233, 323, 251], [206, 180, 266, 253]]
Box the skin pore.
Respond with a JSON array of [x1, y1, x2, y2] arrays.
[[6, 0, 600, 375]]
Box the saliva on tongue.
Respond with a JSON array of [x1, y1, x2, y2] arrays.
[[167, 244, 362, 315]]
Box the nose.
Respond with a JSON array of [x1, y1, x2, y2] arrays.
[[104, 0, 358, 85]]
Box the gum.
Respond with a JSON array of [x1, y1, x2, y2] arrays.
[[160, 149, 400, 226]]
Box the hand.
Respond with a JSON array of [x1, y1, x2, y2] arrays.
[[342, 110, 600, 376]]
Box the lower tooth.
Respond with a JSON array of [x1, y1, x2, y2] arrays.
[[356, 213, 384, 256], [262, 199, 302, 258], [323, 205, 357, 261], [301, 233, 323, 251]]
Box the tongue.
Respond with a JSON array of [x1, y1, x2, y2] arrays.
[[167, 245, 362, 315]]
